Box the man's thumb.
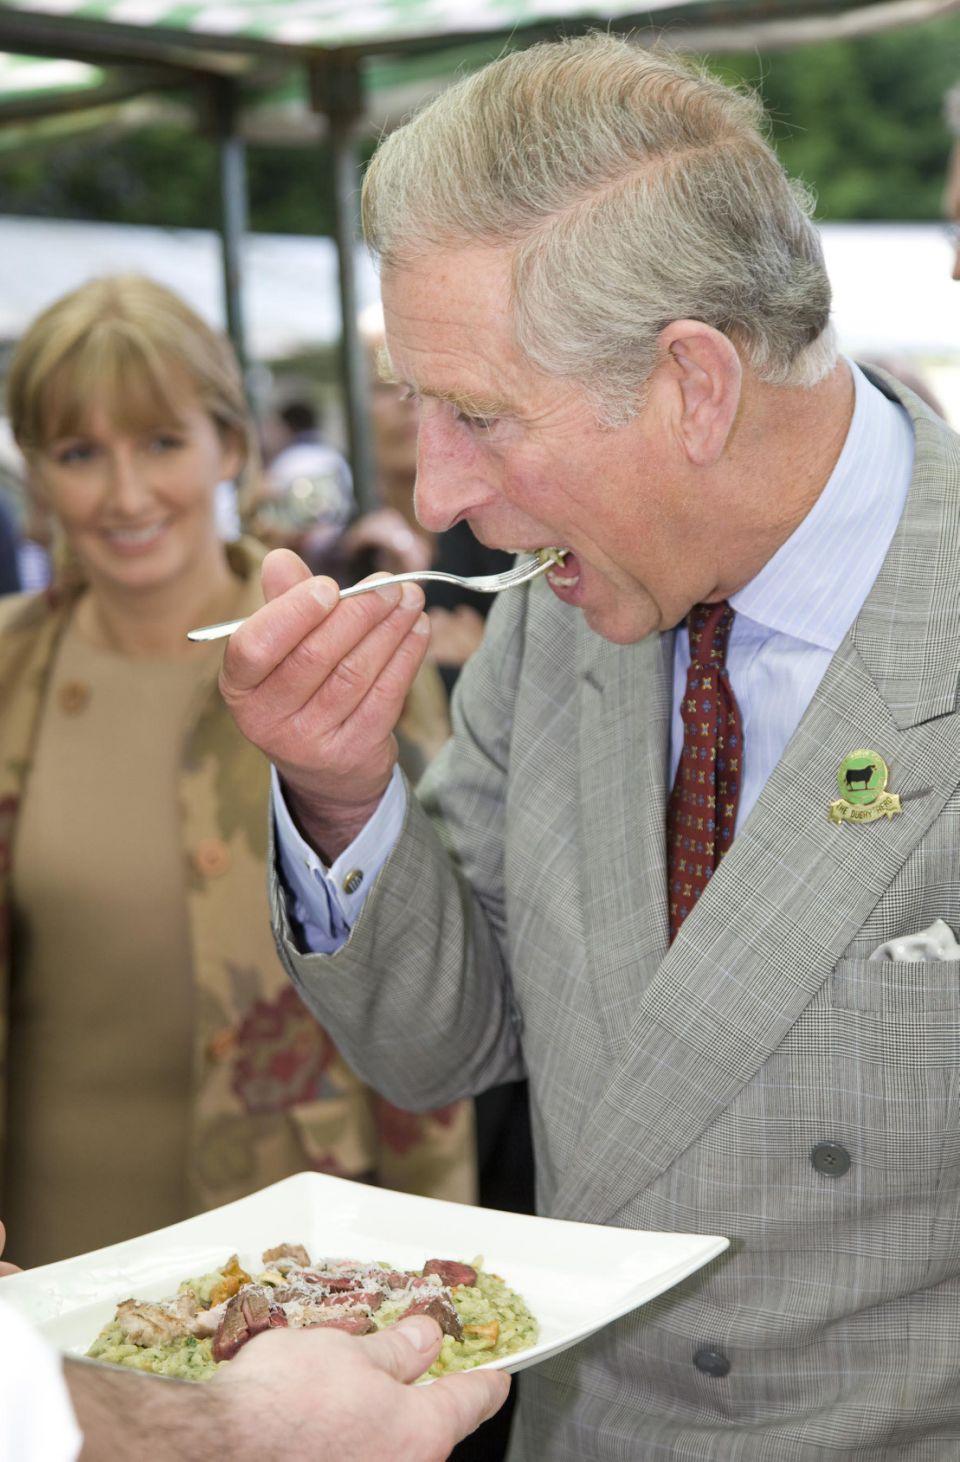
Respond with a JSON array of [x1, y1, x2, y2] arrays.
[[260, 547, 314, 602], [362, 1316, 443, 1383]]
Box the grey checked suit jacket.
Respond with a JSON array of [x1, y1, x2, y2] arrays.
[[273, 376, 960, 1460]]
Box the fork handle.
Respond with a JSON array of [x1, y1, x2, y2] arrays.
[[339, 569, 464, 597], [187, 571, 448, 642]]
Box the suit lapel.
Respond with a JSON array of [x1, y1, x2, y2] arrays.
[[577, 619, 672, 1060], [554, 388, 960, 1225]]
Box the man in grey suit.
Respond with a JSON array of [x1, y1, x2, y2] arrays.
[[221, 34, 960, 1459]]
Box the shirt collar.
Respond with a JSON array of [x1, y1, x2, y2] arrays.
[[729, 361, 915, 652]]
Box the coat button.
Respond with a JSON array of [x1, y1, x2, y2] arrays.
[[810, 1141, 851, 1177], [193, 837, 232, 878], [342, 868, 364, 895], [58, 680, 90, 714], [693, 1347, 731, 1377]]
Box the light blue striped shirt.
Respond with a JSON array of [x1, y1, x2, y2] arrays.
[[673, 361, 914, 829], [276, 362, 914, 950]]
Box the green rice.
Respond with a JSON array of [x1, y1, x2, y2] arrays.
[[86, 1255, 537, 1382], [87, 1324, 219, 1381]]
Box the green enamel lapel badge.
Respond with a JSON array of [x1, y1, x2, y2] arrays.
[[829, 749, 902, 825]]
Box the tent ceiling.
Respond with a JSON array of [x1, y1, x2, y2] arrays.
[[1, 0, 956, 138], [3, 0, 956, 57]]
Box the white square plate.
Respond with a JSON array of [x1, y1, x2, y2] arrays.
[[1, 1172, 728, 1374]]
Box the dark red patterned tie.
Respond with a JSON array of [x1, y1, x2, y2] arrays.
[[667, 602, 744, 941]]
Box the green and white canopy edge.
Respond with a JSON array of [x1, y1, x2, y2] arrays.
[[1, 0, 957, 504]]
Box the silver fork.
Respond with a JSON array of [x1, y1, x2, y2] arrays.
[[186, 549, 567, 643]]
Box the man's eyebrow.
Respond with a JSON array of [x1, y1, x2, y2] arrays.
[[377, 342, 517, 416], [426, 385, 514, 417], [377, 358, 513, 418]]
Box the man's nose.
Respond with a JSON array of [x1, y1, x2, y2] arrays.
[[413, 408, 491, 533]]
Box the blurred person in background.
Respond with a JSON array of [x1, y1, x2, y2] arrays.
[[250, 388, 355, 569], [0, 494, 21, 595], [0, 274, 476, 1271]]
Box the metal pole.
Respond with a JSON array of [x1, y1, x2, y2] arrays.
[[316, 60, 377, 514], [211, 76, 249, 378]]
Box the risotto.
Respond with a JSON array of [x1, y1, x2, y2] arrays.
[[87, 1244, 538, 1381]]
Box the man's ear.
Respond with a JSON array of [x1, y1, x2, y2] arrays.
[[657, 320, 742, 466]]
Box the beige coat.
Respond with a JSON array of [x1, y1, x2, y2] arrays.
[[0, 538, 475, 1217]]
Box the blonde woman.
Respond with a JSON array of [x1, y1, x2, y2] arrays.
[[0, 276, 474, 1268]]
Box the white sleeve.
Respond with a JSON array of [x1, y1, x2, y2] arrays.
[[271, 764, 407, 953], [0, 1299, 82, 1462]]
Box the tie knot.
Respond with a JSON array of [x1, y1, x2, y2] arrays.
[[687, 601, 734, 666]]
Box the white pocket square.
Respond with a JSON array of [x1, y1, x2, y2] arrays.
[[869, 918, 960, 962]]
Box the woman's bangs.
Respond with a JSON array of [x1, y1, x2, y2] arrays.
[[41, 332, 191, 444]]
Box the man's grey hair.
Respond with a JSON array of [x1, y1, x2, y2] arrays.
[[362, 33, 837, 424]]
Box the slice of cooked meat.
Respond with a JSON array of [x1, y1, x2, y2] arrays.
[[401, 1295, 463, 1342], [116, 1294, 198, 1348], [278, 1296, 338, 1328], [189, 1300, 227, 1339], [312, 1313, 377, 1336], [212, 1294, 250, 1361], [301, 1272, 361, 1291], [323, 1290, 383, 1312], [422, 1260, 478, 1289], [367, 1269, 412, 1290], [241, 1286, 288, 1338], [212, 1286, 287, 1361], [261, 1243, 311, 1270]]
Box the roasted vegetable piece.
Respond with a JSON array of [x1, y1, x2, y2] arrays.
[[209, 1254, 253, 1306]]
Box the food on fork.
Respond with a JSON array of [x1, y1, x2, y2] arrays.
[[87, 1244, 538, 1381]]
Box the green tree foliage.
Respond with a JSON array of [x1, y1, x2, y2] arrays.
[[0, 14, 956, 228], [0, 119, 342, 233], [707, 12, 960, 220]]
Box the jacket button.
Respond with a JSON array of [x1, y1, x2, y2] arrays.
[[693, 1347, 731, 1377], [342, 868, 364, 895], [811, 1141, 851, 1177], [58, 680, 90, 714], [193, 837, 232, 879]]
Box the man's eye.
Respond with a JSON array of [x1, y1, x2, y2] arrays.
[[455, 411, 494, 431]]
